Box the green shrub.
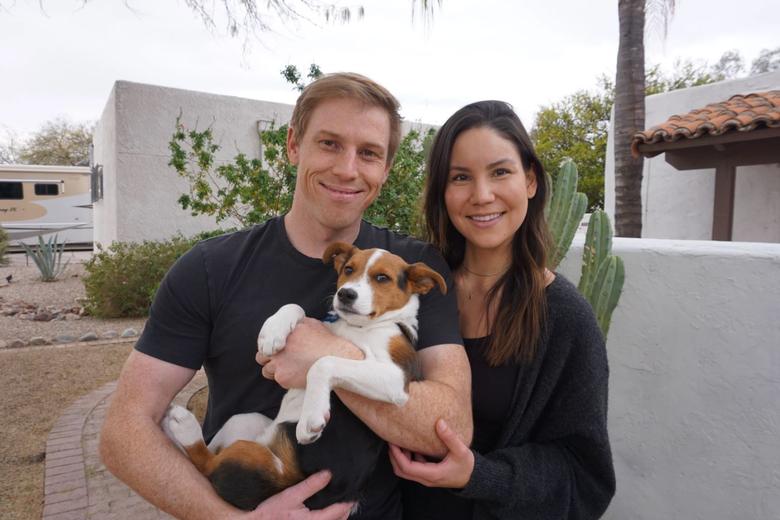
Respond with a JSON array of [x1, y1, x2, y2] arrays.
[[83, 236, 194, 318], [0, 227, 9, 266], [21, 234, 70, 281]]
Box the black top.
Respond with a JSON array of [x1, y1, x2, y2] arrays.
[[403, 275, 615, 520], [465, 337, 520, 454], [136, 216, 462, 519]]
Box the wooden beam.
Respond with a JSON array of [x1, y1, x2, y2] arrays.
[[712, 164, 736, 241], [665, 137, 780, 170]]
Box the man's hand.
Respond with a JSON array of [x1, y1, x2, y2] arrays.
[[257, 318, 362, 389], [246, 471, 353, 520]]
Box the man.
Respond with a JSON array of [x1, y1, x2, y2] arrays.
[[100, 72, 472, 519]]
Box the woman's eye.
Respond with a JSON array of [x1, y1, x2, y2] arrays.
[[450, 173, 468, 182], [494, 168, 511, 177], [344, 266, 354, 275], [360, 149, 378, 159], [375, 274, 390, 283]]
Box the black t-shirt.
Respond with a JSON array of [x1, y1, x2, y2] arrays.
[[136, 216, 462, 518]]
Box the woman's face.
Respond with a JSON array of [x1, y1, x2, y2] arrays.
[[444, 126, 537, 255]]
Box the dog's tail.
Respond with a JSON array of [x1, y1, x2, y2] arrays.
[[207, 428, 304, 511]]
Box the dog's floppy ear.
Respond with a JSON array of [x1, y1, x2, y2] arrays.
[[406, 263, 447, 295], [323, 242, 356, 273]]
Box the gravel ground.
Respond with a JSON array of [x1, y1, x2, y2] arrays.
[[0, 252, 147, 345]]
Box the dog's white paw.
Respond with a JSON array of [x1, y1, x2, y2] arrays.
[[161, 405, 203, 448], [296, 395, 331, 445], [257, 304, 306, 357], [296, 409, 330, 445]]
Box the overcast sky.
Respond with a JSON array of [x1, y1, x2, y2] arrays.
[[1, 0, 777, 141]]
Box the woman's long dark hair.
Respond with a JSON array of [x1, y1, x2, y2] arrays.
[[423, 100, 551, 365]]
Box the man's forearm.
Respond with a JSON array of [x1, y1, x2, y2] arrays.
[[335, 376, 472, 457], [100, 409, 241, 520]]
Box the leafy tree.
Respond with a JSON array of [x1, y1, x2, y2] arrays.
[[281, 63, 324, 92], [532, 83, 612, 211], [364, 128, 434, 235], [169, 119, 295, 227], [17, 118, 93, 166], [750, 47, 780, 75]]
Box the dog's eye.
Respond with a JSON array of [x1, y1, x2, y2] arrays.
[[375, 274, 390, 283], [344, 266, 354, 275]]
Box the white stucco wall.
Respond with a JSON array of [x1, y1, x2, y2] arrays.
[[93, 81, 295, 245], [558, 238, 780, 519], [605, 70, 780, 242]]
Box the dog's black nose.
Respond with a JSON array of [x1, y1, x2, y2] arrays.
[[337, 288, 358, 304]]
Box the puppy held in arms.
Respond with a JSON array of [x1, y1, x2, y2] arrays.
[[161, 242, 446, 512]]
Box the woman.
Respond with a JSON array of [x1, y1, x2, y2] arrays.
[[390, 101, 615, 519]]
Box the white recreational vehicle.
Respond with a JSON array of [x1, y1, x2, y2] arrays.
[[0, 164, 93, 247]]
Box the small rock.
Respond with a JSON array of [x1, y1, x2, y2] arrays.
[[53, 335, 78, 344], [33, 312, 54, 322], [79, 332, 99, 342], [29, 337, 50, 346], [102, 331, 119, 339], [0, 340, 7, 349], [65, 314, 81, 321], [121, 328, 139, 338], [1, 308, 17, 316], [8, 339, 26, 349]]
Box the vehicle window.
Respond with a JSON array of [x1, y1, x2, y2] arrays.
[[35, 183, 60, 196], [0, 181, 23, 200]]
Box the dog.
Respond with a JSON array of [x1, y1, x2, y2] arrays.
[[161, 242, 446, 511]]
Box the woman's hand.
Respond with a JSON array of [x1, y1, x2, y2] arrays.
[[389, 419, 475, 489]]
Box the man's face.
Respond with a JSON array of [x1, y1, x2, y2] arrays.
[[287, 97, 392, 232]]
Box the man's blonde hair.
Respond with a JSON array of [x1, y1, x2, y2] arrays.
[[290, 72, 402, 165]]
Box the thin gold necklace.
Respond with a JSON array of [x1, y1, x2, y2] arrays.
[[459, 265, 509, 301], [461, 264, 511, 277]]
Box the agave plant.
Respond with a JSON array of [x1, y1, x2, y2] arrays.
[[20, 234, 71, 282]]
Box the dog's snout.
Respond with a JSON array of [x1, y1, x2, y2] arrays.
[[337, 288, 358, 304]]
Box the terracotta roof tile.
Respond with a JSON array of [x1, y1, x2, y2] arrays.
[[631, 90, 780, 156]]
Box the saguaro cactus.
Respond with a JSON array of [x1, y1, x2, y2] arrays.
[[546, 159, 587, 269], [546, 159, 625, 340]]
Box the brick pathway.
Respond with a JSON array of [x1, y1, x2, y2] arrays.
[[42, 372, 208, 520]]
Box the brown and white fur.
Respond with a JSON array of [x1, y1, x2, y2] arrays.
[[161, 242, 446, 511]]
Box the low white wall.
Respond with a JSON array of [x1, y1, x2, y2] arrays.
[[558, 238, 780, 519], [605, 70, 780, 242]]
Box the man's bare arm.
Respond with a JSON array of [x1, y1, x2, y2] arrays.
[[100, 350, 354, 520], [99, 350, 242, 519], [335, 343, 473, 458]]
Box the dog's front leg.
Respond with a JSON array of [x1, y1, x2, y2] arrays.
[[296, 357, 409, 444], [257, 303, 306, 357]]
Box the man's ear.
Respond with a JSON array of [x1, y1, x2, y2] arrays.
[[406, 263, 447, 295], [323, 242, 356, 272], [526, 166, 538, 199], [287, 126, 300, 165]]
